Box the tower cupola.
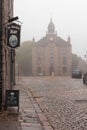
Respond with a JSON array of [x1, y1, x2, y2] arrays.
[[48, 19, 55, 34]]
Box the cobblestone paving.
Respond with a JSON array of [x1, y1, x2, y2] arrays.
[[22, 76, 87, 130]]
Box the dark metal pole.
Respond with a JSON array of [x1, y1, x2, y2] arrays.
[[0, 0, 3, 111]]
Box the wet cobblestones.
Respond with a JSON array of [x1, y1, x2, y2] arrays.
[[22, 76, 87, 130], [40, 98, 87, 130]]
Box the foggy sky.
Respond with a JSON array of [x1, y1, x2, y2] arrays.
[[14, 0, 87, 58]]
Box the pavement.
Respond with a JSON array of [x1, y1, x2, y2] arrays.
[[23, 76, 87, 130], [0, 77, 53, 130]]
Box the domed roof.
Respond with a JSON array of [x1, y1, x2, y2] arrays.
[[48, 19, 55, 34]]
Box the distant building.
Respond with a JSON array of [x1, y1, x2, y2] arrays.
[[32, 19, 72, 76]]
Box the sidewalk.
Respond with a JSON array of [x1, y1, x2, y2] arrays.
[[0, 78, 53, 130]]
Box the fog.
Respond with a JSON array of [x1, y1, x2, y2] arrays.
[[14, 0, 87, 58]]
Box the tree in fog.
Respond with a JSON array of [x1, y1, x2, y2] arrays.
[[72, 54, 79, 70], [16, 41, 32, 76], [72, 53, 87, 73]]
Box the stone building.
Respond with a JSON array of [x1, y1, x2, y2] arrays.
[[0, 0, 15, 109], [32, 19, 72, 76]]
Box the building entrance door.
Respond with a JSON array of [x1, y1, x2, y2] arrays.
[[50, 66, 54, 75]]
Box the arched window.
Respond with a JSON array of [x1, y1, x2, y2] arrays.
[[62, 57, 67, 65]]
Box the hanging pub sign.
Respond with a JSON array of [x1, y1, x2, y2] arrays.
[[7, 23, 21, 48]]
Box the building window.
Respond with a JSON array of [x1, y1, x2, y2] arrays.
[[49, 47, 54, 56], [37, 48, 41, 56], [50, 57, 54, 64], [62, 67, 67, 73], [37, 57, 41, 64], [62, 57, 67, 65], [62, 47, 67, 56], [36, 49, 41, 65], [37, 67, 41, 74], [49, 47, 54, 64]]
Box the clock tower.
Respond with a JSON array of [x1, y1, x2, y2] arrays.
[[32, 19, 72, 76]]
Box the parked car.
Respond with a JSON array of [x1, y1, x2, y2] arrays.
[[83, 73, 87, 84], [72, 70, 82, 78]]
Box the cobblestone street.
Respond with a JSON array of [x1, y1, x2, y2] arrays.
[[22, 76, 87, 130]]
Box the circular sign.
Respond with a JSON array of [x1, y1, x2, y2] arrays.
[[9, 35, 18, 47]]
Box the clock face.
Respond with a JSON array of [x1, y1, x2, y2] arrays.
[[9, 35, 18, 47]]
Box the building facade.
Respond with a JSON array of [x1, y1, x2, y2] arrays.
[[32, 19, 72, 76], [0, 0, 15, 109]]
